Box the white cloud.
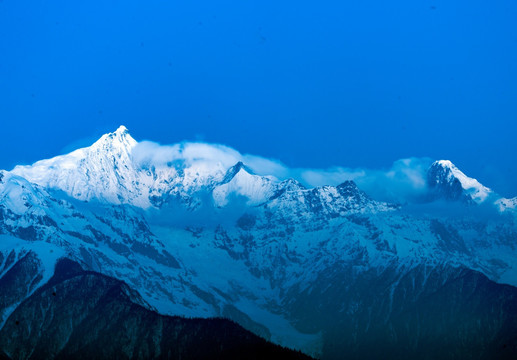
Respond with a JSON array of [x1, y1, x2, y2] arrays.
[[132, 141, 180, 167], [353, 157, 433, 203], [284, 157, 432, 203], [298, 168, 365, 187], [242, 154, 289, 179], [131, 140, 433, 203]]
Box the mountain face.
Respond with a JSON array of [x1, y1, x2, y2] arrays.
[[1, 126, 517, 359], [427, 160, 492, 203], [0, 258, 311, 360]]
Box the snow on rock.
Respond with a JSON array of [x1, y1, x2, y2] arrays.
[[0, 171, 49, 215], [212, 162, 276, 207], [428, 160, 492, 203], [2, 126, 517, 357], [8, 126, 398, 215], [496, 197, 517, 212], [11, 126, 153, 207]]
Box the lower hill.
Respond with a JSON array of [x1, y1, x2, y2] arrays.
[[0, 258, 311, 360]]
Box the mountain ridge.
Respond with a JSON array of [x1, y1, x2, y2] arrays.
[[1, 126, 517, 359], [9, 127, 515, 212], [0, 258, 312, 360]]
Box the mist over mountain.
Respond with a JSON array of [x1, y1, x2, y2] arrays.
[[1, 126, 516, 359]]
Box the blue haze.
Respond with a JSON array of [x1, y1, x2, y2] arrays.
[[0, 0, 516, 196]]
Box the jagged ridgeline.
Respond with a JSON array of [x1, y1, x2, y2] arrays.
[[1, 126, 517, 359]]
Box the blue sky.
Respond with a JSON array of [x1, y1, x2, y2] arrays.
[[0, 0, 516, 196]]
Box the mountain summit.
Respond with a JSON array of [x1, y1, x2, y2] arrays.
[[11, 126, 144, 206], [427, 160, 492, 203]]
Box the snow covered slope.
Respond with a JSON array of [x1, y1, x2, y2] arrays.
[[2, 126, 517, 359], [11, 126, 151, 206], [213, 162, 276, 207], [427, 160, 492, 203]]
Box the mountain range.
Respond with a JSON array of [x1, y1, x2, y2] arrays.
[[1, 126, 516, 359]]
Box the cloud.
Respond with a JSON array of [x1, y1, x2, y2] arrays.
[[132, 141, 181, 167], [131, 140, 433, 204], [353, 157, 433, 203], [133, 141, 244, 169], [133, 140, 289, 178], [241, 154, 290, 179], [283, 158, 433, 204], [298, 168, 366, 187]]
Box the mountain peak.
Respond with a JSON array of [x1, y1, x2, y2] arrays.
[[435, 160, 454, 169], [221, 161, 254, 184], [91, 125, 137, 154], [115, 125, 129, 135], [213, 162, 275, 207], [336, 180, 359, 190], [104, 125, 133, 140], [335, 180, 369, 201], [10, 125, 144, 206], [428, 160, 491, 203]]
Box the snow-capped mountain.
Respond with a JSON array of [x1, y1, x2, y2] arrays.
[[11, 127, 280, 211], [12, 126, 146, 205], [1, 126, 517, 359], [212, 162, 276, 207], [427, 160, 492, 203]]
